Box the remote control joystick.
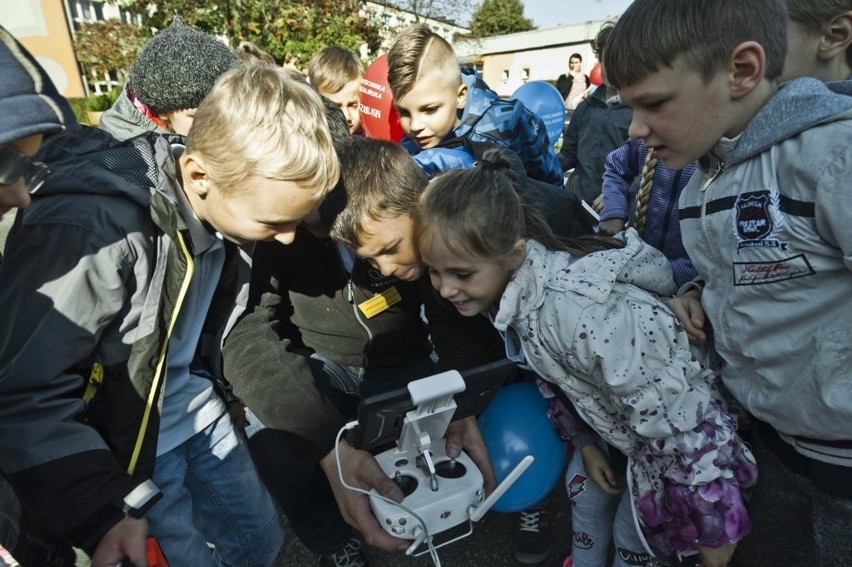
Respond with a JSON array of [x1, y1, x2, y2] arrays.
[[366, 370, 534, 551], [369, 371, 486, 540]]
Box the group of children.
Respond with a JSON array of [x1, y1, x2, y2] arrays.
[[1, 1, 851, 566]]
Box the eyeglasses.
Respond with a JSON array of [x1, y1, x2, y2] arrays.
[[0, 145, 50, 195]]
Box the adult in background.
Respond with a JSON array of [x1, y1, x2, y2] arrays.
[[555, 52, 591, 121]]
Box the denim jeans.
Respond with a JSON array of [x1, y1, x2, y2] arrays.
[[147, 411, 283, 567]]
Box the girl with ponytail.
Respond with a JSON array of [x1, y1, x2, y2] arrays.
[[415, 148, 757, 567]]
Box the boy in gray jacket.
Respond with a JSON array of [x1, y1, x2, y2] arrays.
[[605, 0, 852, 565], [0, 63, 339, 566]]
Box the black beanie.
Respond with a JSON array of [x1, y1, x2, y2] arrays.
[[128, 16, 240, 115]]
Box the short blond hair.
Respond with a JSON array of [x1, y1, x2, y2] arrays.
[[307, 46, 364, 95], [187, 65, 339, 198], [387, 24, 460, 100]]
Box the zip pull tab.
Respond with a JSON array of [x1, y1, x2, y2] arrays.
[[700, 161, 724, 192], [82, 362, 104, 406], [346, 280, 354, 303]]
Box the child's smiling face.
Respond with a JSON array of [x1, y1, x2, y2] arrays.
[[419, 227, 523, 317]]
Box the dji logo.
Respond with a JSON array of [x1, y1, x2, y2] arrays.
[[441, 511, 451, 519]]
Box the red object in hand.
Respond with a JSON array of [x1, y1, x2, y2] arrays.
[[147, 537, 168, 567]]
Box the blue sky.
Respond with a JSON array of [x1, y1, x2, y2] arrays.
[[520, 0, 634, 28]]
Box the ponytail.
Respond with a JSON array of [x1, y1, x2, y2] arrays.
[[418, 147, 621, 265]]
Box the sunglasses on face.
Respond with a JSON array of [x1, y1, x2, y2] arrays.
[[0, 145, 50, 195]]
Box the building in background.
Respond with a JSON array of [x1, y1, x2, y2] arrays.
[[4, 0, 90, 98], [6, 0, 143, 97], [455, 20, 607, 97], [361, 1, 469, 55], [5, 0, 469, 100]]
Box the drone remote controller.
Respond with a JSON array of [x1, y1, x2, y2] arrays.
[[367, 370, 533, 546]]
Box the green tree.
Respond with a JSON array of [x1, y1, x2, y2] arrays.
[[73, 19, 148, 84], [121, 0, 380, 67], [468, 0, 535, 37]]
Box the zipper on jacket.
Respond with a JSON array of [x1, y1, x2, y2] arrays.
[[699, 161, 724, 192], [81, 362, 104, 407], [128, 230, 195, 475], [698, 161, 735, 380], [338, 248, 373, 366], [699, 161, 726, 271], [347, 277, 374, 367]]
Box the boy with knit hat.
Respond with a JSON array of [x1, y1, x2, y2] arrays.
[[0, 41, 340, 565], [99, 16, 241, 140]]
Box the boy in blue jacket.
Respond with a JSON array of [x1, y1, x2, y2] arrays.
[[387, 24, 564, 189]]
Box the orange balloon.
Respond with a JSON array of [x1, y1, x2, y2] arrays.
[[359, 54, 405, 143], [589, 62, 603, 86]]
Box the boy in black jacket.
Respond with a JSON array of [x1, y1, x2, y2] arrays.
[[223, 135, 505, 565]]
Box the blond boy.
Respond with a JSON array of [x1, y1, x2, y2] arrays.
[[0, 65, 338, 565], [308, 46, 365, 134], [387, 24, 565, 188]]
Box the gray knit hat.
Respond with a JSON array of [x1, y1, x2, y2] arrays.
[[0, 26, 67, 147], [129, 16, 240, 115]]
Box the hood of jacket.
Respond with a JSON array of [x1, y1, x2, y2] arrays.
[[585, 83, 628, 110], [99, 85, 171, 142], [454, 67, 500, 139], [716, 77, 852, 168], [34, 124, 178, 211], [494, 229, 675, 330]]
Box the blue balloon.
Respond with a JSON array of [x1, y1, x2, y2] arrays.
[[512, 81, 566, 147], [478, 382, 568, 513]]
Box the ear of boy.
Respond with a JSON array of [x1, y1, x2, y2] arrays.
[[456, 82, 468, 110], [178, 152, 211, 198], [729, 41, 767, 99], [821, 12, 852, 60], [724, 40, 778, 138]]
